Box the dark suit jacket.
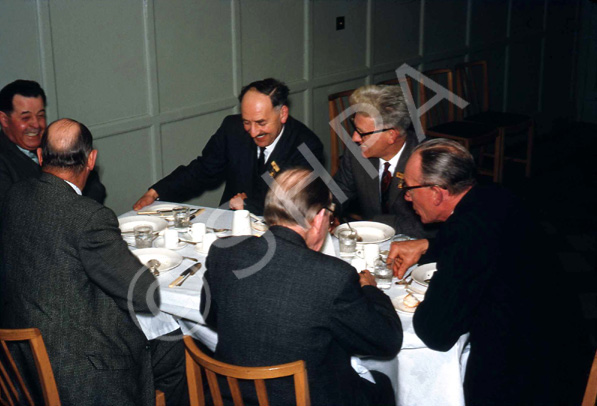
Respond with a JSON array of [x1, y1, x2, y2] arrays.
[[202, 226, 403, 406], [0, 130, 106, 206], [413, 185, 590, 406], [333, 131, 434, 238], [0, 173, 160, 406], [152, 115, 324, 215]]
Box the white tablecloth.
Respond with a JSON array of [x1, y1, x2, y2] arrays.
[[121, 203, 469, 406]]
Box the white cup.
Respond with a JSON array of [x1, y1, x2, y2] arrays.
[[190, 223, 206, 242], [163, 229, 179, 249], [200, 233, 218, 255], [231, 210, 252, 236], [364, 244, 380, 267]]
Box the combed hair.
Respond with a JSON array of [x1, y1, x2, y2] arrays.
[[238, 78, 289, 109], [41, 119, 93, 173], [349, 84, 411, 130], [264, 168, 332, 229], [0, 80, 47, 114], [413, 138, 477, 195]]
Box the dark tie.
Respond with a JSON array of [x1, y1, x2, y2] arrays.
[[257, 147, 266, 174], [381, 162, 392, 214]]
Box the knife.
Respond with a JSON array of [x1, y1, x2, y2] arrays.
[[168, 263, 202, 288]]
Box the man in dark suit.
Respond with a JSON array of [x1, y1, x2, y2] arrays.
[[0, 80, 105, 206], [202, 168, 402, 406], [333, 85, 432, 238], [387, 139, 591, 405], [133, 78, 324, 215], [0, 118, 186, 405]]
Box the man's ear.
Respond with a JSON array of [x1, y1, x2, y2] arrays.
[[433, 187, 445, 206], [279, 105, 289, 124], [0, 111, 8, 129], [36, 148, 43, 166], [87, 149, 98, 171], [388, 128, 402, 144]]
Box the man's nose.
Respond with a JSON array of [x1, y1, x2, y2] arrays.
[[404, 191, 412, 201], [352, 131, 361, 143], [249, 124, 261, 137]]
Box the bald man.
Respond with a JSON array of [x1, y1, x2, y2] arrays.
[[0, 119, 187, 405], [133, 78, 324, 215]]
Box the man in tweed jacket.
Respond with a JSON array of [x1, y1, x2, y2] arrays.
[[0, 119, 183, 405]]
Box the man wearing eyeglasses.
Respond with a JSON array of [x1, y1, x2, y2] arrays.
[[387, 138, 591, 405], [332, 84, 431, 238]]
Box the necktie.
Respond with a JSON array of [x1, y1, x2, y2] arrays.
[[381, 162, 392, 214], [257, 147, 266, 174]]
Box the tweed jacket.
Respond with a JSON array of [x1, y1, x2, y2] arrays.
[[151, 115, 324, 215], [333, 131, 433, 238], [0, 130, 106, 207], [0, 173, 159, 406], [202, 226, 403, 406]]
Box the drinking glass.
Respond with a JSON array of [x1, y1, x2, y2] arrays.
[[374, 257, 393, 289], [338, 229, 357, 257], [172, 207, 190, 228], [134, 225, 154, 248]]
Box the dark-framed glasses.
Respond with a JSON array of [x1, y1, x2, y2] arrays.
[[349, 117, 393, 138], [397, 179, 444, 196]]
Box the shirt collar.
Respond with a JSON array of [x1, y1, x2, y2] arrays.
[[17, 145, 39, 164], [64, 180, 82, 195], [259, 125, 285, 162]]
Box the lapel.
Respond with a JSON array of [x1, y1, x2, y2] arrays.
[[387, 132, 418, 207], [364, 157, 382, 208], [263, 117, 296, 177]]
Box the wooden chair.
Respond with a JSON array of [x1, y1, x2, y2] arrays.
[[419, 68, 503, 183], [0, 328, 60, 406], [455, 60, 534, 178], [328, 89, 355, 176], [184, 336, 310, 406], [582, 350, 597, 406]]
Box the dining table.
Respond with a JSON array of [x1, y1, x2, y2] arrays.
[[120, 202, 470, 406]]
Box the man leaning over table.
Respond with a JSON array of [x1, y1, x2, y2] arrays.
[[133, 78, 324, 215], [0, 118, 188, 406], [201, 168, 402, 406], [387, 138, 591, 406], [0, 79, 105, 207], [333, 84, 435, 239]]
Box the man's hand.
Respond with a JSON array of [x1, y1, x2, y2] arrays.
[[387, 239, 429, 278], [359, 269, 377, 287], [133, 189, 159, 211], [229, 193, 247, 210]]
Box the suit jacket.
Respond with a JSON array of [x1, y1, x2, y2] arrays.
[[0, 130, 106, 207], [333, 131, 433, 238], [152, 115, 324, 215], [0, 173, 160, 406], [202, 226, 403, 406], [413, 185, 590, 405]]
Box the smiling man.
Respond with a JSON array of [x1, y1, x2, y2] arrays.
[[333, 84, 432, 238], [0, 80, 106, 206], [133, 78, 324, 215]]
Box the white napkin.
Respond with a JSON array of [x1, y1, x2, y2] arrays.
[[320, 232, 336, 257]]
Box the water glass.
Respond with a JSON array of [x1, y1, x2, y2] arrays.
[[173, 207, 190, 228], [374, 257, 393, 290], [338, 229, 357, 257], [134, 225, 154, 248]]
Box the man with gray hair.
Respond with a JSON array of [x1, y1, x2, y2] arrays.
[[387, 138, 590, 405], [333, 84, 431, 238], [202, 168, 402, 406]]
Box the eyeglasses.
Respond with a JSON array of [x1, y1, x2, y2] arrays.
[[324, 203, 336, 225], [397, 179, 444, 196], [349, 117, 393, 138]]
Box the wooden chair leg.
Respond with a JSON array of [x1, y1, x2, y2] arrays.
[[156, 390, 166, 406]]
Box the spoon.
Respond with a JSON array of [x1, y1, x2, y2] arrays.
[[346, 222, 362, 242], [147, 259, 161, 276]]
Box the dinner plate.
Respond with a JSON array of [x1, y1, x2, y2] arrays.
[[333, 221, 395, 244], [411, 262, 437, 293], [119, 216, 168, 233], [392, 294, 422, 315], [132, 248, 183, 273], [153, 236, 187, 250]]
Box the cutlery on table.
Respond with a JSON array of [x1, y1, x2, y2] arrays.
[[147, 259, 161, 276], [138, 208, 205, 216], [207, 227, 230, 233], [346, 222, 363, 242], [182, 256, 199, 262], [169, 263, 202, 288]]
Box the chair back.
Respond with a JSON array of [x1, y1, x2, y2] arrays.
[[455, 60, 489, 118], [328, 89, 355, 176], [0, 328, 60, 406], [582, 350, 597, 406], [418, 68, 456, 130], [184, 336, 310, 406]]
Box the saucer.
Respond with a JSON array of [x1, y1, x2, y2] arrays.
[[153, 236, 187, 250]]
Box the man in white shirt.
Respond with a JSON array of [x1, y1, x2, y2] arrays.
[[333, 84, 431, 238]]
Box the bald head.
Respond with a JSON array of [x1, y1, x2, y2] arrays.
[[41, 118, 93, 174]]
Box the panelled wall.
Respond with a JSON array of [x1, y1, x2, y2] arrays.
[[0, 0, 580, 214]]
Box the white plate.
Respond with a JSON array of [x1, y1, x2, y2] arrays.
[[132, 248, 183, 273], [153, 236, 187, 250], [333, 221, 395, 244], [411, 263, 437, 293], [119, 216, 168, 233], [392, 293, 423, 315]]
